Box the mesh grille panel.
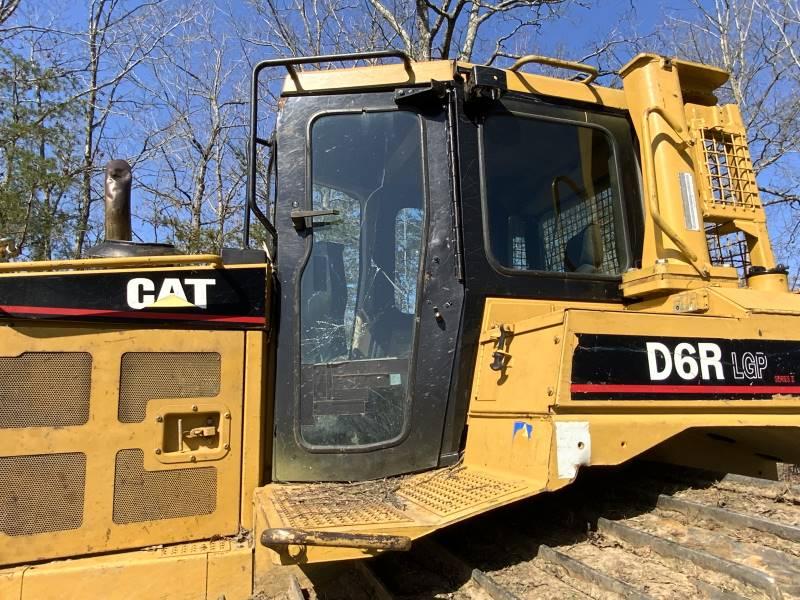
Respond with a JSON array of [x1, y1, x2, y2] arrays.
[[0, 453, 85, 536], [707, 225, 749, 281], [701, 129, 759, 209], [0, 352, 91, 428], [113, 449, 216, 524], [119, 352, 220, 422]]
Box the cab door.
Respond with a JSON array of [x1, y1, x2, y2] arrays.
[[271, 91, 463, 481]]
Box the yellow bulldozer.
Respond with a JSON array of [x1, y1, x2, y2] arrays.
[[2, 50, 800, 599]]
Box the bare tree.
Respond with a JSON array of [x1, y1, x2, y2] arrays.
[[244, 0, 570, 62], [70, 0, 190, 256], [132, 7, 248, 253], [0, 0, 21, 26]]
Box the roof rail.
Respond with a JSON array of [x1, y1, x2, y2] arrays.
[[508, 54, 598, 84], [244, 50, 413, 248]]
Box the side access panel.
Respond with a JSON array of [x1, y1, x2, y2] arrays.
[[0, 324, 246, 566], [472, 304, 800, 476]]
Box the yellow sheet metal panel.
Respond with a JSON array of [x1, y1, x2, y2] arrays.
[[0, 566, 24, 600], [472, 298, 618, 413], [504, 69, 626, 109], [462, 415, 552, 485], [550, 414, 800, 478], [0, 324, 245, 567], [710, 286, 800, 316], [473, 316, 564, 414], [241, 330, 267, 530], [467, 296, 800, 488], [280, 60, 458, 95], [207, 544, 254, 600], [19, 544, 215, 600]]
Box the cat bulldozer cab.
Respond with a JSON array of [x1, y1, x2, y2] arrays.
[[1, 50, 800, 599]]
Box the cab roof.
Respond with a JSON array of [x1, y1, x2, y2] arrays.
[[280, 58, 628, 110], [278, 53, 731, 112]]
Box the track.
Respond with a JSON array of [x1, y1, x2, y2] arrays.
[[279, 464, 800, 600]]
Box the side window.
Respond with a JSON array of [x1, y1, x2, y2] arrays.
[[483, 114, 627, 276]]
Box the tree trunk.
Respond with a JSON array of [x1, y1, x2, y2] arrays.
[[74, 3, 102, 258]]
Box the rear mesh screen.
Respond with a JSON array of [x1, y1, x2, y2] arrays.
[[118, 352, 221, 422], [0, 453, 86, 536], [0, 352, 91, 428], [112, 449, 216, 524]]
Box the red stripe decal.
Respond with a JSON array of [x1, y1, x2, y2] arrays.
[[571, 383, 800, 395], [0, 304, 265, 325]]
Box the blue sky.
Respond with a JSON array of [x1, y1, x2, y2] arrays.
[[9, 0, 796, 274]]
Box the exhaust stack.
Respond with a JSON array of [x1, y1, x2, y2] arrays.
[[104, 160, 132, 241], [86, 159, 176, 258]]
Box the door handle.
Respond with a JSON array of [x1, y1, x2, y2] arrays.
[[290, 209, 340, 230], [154, 406, 230, 464]]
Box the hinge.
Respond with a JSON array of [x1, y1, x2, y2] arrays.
[[463, 65, 507, 103], [446, 88, 465, 282], [394, 80, 448, 109]]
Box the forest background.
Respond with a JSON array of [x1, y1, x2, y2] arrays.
[[0, 0, 798, 283]]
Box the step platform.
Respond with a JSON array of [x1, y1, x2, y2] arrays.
[[255, 465, 543, 564]]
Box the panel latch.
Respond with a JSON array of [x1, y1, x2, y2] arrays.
[[489, 324, 513, 372], [184, 425, 217, 439]]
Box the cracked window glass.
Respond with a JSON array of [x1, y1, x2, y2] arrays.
[[299, 111, 425, 448]]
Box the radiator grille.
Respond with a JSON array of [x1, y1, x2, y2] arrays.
[[0, 453, 86, 536], [118, 352, 221, 422], [113, 449, 216, 524], [0, 352, 91, 428]]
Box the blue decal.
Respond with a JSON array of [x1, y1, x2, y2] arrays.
[[512, 421, 533, 440]]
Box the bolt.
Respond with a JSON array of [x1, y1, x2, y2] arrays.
[[224, 443, 230, 450], [577, 441, 585, 450], [190, 456, 197, 463], [156, 415, 163, 423], [155, 448, 162, 455], [224, 412, 231, 420], [192, 405, 198, 412], [547, 386, 554, 397], [553, 336, 560, 344]]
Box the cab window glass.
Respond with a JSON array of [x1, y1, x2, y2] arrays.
[[299, 111, 425, 448], [394, 207, 423, 314], [483, 114, 626, 275]]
